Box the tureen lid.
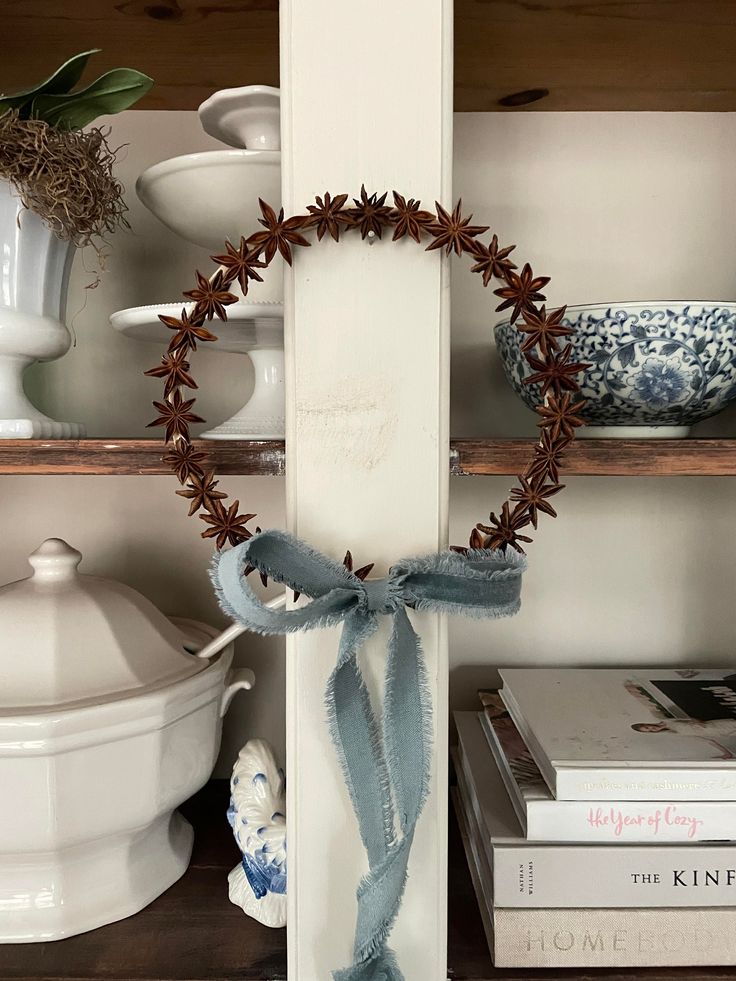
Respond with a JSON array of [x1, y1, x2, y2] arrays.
[[0, 539, 207, 710]]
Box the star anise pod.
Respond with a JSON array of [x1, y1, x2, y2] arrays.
[[160, 308, 218, 354], [162, 442, 207, 484], [176, 469, 227, 515], [305, 192, 350, 242], [494, 263, 551, 323], [524, 429, 571, 484], [468, 234, 517, 286], [525, 343, 589, 397], [247, 199, 311, 265], [184, 269, 238, 322], [510, 474, 564, 529], [200, 500, 257, 550], [343, 549, 374, 581], [450, 527, 491, 557], [536, 392, 588, 441], [476, 501, 533, 554], [345, 185, 392, 239], [518, 305, 573, 357], [144, 348, 198, 397], [147, 390, 204, 443], [390, 192, 435, 243], [211, 237, 265, 295], [426, 199, 489, 257]]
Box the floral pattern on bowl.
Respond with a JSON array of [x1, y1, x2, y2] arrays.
[[494, 302, 736, 437]]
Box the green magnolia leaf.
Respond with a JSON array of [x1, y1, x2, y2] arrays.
[[30, 68, 154, 129], [0, 49, 101, 117]]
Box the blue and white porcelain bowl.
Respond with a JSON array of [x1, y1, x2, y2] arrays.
[[495, 302, 736, 437]]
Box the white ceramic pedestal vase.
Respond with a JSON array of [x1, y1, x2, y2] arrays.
[[0, 182, 84, 438]]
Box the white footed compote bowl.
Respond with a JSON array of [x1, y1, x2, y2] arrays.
[[0, 182, 84, 438], [127, 86, 285, 437], [137, 87, 282, 299], [111, 301, 285, 439], [198, 84, 280, 150]]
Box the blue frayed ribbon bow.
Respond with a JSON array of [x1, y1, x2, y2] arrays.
[[211, 529, 526, 980]]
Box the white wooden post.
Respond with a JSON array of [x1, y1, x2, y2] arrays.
[[281, 2, 452, 977]]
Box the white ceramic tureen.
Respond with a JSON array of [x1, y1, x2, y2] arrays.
[[0, 538, 253, 943]]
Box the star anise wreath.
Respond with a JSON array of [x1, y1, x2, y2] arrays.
[[476, 501, 534, 554], [163, 442, 207, 485], [469, 234, 517, 287], [177, 470, 227, 516], [494, 263, 550, 323], [347, 186, 393, 239], [148, 390, 204, 443], [160, 308, 218, 354], [146, 188, 588, 568], [426, 200, 489, 257], [510, 474, 564, 529], [536, 392, 588, 442], [200, 500, 257, 550], [211, 238, 265, 295], [305, 192, 351, 242], [390, 193, 435, 243], [518, 305, 573, 356], [524, 429, 571, 484], [144, 349, 197, 398], [184, 269, 238, 321], [247, 199, 311, 265], [525, 343, 590, 397]]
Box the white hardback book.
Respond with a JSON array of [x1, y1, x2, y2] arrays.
[[480, 689, 736, 842], [455, 711, 736, 908], [452, 777, 736, 968], [500, 667, 736, 801]]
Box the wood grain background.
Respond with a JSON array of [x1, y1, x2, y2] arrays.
[[1, 1, 735, 111]]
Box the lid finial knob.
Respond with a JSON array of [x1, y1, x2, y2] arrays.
[[29, 539, 83, 582]]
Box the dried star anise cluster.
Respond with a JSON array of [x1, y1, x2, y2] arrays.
[[147, 188, 590, 564]]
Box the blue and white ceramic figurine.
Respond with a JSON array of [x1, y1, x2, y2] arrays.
[[495, 302, 736, 437], [227, 738, 287, 928]]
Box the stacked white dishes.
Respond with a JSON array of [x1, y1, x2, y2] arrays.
[[111, 85, 285, 440]]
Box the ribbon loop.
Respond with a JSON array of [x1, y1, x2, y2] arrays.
[[211, 530, 526, 981]]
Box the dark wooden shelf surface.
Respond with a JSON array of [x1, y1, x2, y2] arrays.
[[0, 439, 286, 476], [1, 437, 736, 477], [0, 780, 732, 981], [2, 1, 735, 112]]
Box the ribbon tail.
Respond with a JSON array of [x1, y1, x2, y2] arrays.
[[332, 607, 432, 981], [333, 947, 403, 981], [326, 610, 395, 867], [383, 607, 432, 831]]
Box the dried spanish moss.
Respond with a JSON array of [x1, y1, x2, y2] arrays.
[[0, 110, 128, 260]]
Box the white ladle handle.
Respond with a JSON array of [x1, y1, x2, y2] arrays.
[[195, 590, 287, 660]]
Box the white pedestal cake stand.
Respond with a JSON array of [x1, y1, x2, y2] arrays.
[[111, 302, 284, 439]]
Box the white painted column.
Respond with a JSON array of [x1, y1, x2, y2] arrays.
[[281, 2, 452, 977]]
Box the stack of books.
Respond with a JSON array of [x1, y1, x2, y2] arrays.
[[453, 667, 736, 968]]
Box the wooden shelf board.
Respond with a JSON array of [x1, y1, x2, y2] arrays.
[[1, 438, 735, 477], [0, 438, 285, 476], [0, 780, 730, 981], [451, 438, 736, 477], [2, 1, 735, 112]]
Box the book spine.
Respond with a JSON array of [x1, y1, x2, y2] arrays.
[[492, 907, 736, 968], [525, 800, 736, 843], [492, 842, 736, 908], [480, 708, 736, 841], [556, 767, 736, 802]]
